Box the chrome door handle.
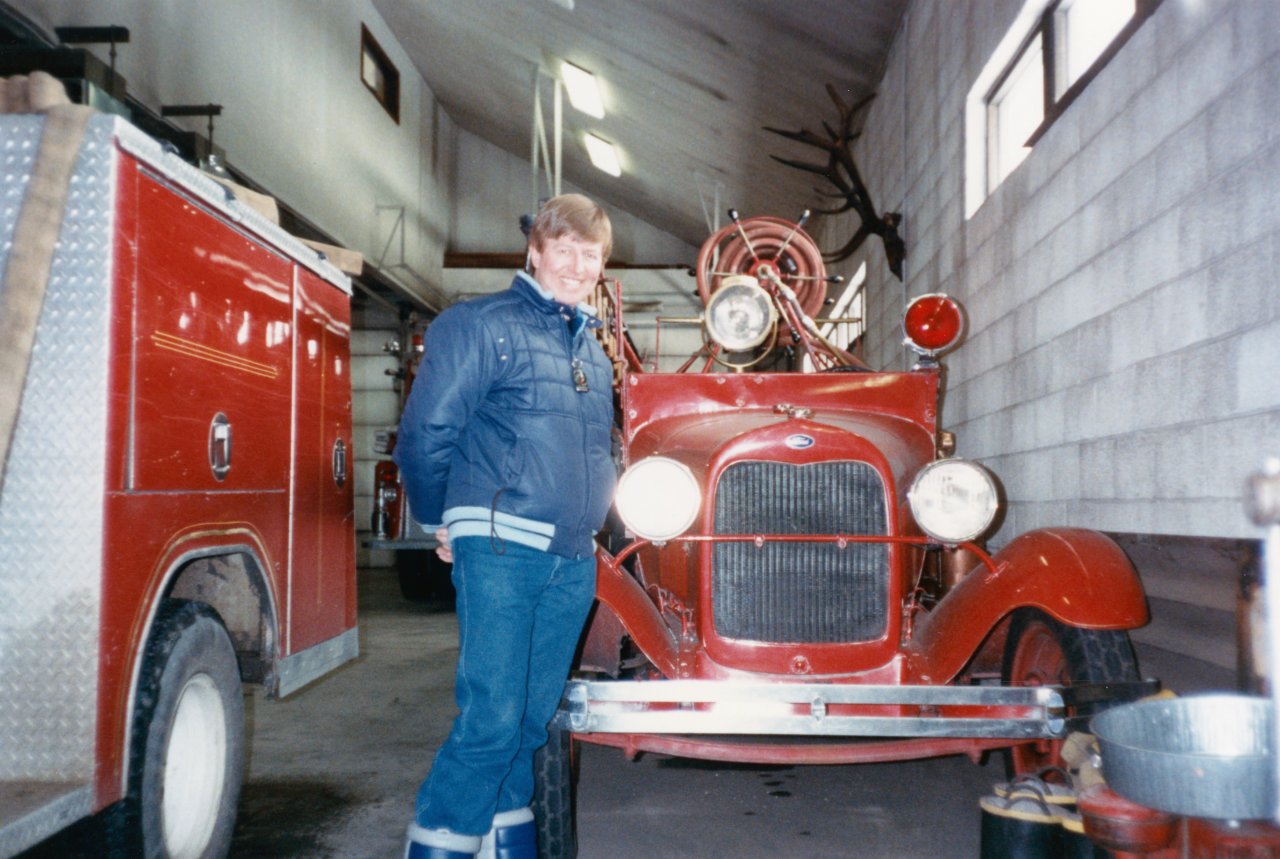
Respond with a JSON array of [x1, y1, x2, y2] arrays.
[[332, 437, 347, 487], [209, 413, 231, 480]]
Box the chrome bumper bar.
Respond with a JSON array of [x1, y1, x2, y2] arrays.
[[553, 679, 1069, 739]]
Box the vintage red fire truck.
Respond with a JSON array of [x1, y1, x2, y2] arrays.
[[531, 215, 1154, 856], [0, 106, 356, 857]]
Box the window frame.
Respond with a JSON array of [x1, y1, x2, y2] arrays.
[[1014, 0, 1163, 148], [360, 23, 400, 125], [985, 29, 1045, 194]]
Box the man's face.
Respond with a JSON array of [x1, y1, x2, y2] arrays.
[[529, 233, 605, 305]]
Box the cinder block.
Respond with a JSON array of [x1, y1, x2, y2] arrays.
[[1076, 425, 1117, 501], [352, 453, 382, 492], [351, 354, 399, 391], [1235, 319, 1280, 413], [1129, 210, 1181, 296], [1113, 432, 1160, 499], [1154, 0, 1211, 71], [1151, 272, 1210, 357], [1205, 65, 1271, 179], [1206, 232, 1277, 341], [1048, 444, 1083, 501], [352, 390, 400, 427], [1107, 290, 1155, 371], [1172, 10, 1239, 122], [1231, 2, 1280, 70]]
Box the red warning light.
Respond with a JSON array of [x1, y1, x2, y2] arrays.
[[903, 294, 964, 355]]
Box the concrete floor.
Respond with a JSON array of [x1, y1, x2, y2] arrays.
[[21, 565, 1231, 858], [229, 567, 1007, 858]]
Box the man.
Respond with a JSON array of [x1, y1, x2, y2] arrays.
[[395, 194, 616, 859]]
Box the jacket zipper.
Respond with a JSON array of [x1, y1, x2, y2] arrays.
[[564, 315, 594, 556]]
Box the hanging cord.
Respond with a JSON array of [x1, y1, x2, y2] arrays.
[[488, 487, 508, 555]]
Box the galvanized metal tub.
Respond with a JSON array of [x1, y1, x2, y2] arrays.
[[1092, 694, 1274, 820]]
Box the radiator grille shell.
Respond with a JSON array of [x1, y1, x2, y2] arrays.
[[712, 461, 889, 644]]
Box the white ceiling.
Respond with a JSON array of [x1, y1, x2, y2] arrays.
[[373, 0, 908, 257]]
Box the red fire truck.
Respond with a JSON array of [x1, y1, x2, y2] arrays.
[[0, 106, 356, 857], [531, 215, 1154, 856]]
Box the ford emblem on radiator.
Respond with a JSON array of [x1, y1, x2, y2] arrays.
[[785, 434, 815, 449]]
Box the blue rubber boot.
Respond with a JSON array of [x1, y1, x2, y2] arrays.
[[477, 808, 536, 859], [405, 823, 482, 859]]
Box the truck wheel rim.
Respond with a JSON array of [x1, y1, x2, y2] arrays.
[[163, 673, 227, 858], [1009, 620, 1066, 775]]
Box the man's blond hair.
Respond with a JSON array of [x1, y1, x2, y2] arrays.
[[528, 194, 612, 260]]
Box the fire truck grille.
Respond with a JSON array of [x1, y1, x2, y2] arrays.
[[712, 461, 888, 644]]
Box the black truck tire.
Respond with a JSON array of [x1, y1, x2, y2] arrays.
[[121, 599, 245, 858], [532, 721, 578, 859], [396, 549, 455, 606], [1002, 607, 1139, 777]]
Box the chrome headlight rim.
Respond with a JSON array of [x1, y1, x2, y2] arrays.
[[704, 275, 777, 352], [615, 455, 702, 542], [907, 458, 999, 544]]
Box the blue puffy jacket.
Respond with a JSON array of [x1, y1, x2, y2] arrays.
[[394, 272, 616, 560]]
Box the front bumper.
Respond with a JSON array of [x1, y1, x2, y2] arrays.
[[553, 678, 1158, 740]]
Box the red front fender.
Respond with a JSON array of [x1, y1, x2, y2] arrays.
[[907, 528, 1149, 683], [593, 549, 680, 678]]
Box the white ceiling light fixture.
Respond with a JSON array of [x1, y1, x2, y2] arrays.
[[561, 61, 605, 118], [584, 133, 622, 177]]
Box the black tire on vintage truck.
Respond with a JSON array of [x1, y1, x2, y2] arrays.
[[120, 599, 246, 859], [532, 721, 577, 859], [1002, 607, 1139, 777]]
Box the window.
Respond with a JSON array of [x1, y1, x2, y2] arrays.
[[360, 24, 400, 123], [966, 0, 1161, 214], [988, 32, 1044, 191], [1056, 0, 1137, 96], [801, 262, 866, 373]]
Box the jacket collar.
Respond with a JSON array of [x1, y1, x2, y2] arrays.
[[512, 271, 602, 328]]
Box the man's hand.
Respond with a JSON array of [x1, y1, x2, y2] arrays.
[[435, 526, 452, 563]]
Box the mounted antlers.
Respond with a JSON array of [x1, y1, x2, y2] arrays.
[[765, 83, 905, 280]]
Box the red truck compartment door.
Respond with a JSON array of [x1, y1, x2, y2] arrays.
[[288, 268, 356, 649], [131, 170, 293, 492]]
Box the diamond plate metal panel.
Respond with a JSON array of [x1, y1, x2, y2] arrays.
[[0, 115, 115, 781]]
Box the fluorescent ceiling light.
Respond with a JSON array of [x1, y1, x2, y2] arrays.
[[561, 61, 605, 118], [584, 133, 621, 177]]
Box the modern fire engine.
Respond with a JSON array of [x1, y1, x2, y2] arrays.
[[529, 214, 1156, 857], [0, 89, 357, 857]]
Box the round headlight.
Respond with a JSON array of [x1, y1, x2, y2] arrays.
[[908, 459, 998, 544], [615, 456, 701, 542], [704, 275, 777, 351]]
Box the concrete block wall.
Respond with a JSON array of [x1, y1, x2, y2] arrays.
[[837, 0, 1280, 544]]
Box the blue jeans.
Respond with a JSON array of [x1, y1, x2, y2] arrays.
[[416, 536, 596, 836]]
